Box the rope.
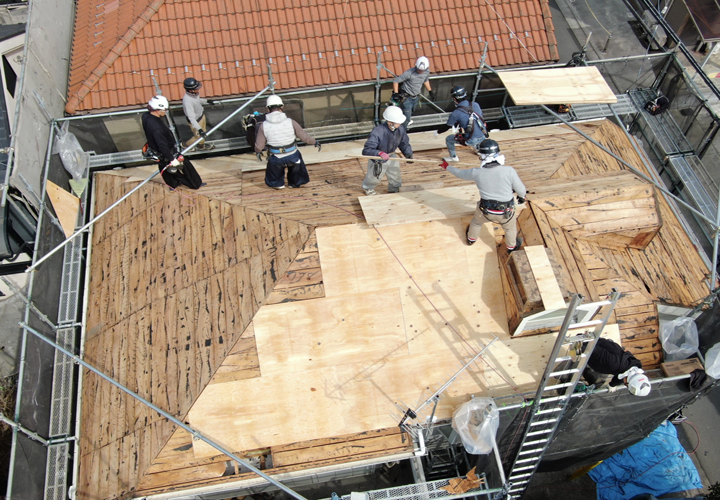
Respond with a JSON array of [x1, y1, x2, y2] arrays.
[[483, 0, 539, 63]]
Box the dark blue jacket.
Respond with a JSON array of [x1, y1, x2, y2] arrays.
[[362, 123, 413, 158], [446, 100, 485, 141]]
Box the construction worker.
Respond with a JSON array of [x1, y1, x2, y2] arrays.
[[434, 85, 486, 162], [182, 77, 216, 151], [142, 95, 203, 189], [584, 338, 651, 396], [362, 106, 413, 196], [254, 95, 321, 189], [440, 138, 525, 251], [392, 56, 435, 126]]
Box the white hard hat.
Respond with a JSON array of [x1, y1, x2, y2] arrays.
[[383, 105, 406, 124], [148, 95, 169, 111], [621, 367, 652, 397], [267, 95, 283, 107], [415, 56, 429, 71]]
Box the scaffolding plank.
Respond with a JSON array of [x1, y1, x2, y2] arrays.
[[499, 67, 617, 105]]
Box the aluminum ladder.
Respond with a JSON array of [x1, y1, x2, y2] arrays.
[[505, 291, 621, 499]]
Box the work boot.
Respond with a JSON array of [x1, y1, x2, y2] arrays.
[[198, 143, 216, 151], [272, 185, 285, 190], [507, 236, 523, 253], [388, 187, 400, 193], [466, 227, 476, 246], [364, 189, 376, 196]]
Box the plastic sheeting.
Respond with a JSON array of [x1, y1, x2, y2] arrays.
[[589, 421, 701, 500]]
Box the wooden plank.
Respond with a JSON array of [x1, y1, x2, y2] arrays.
[[498, 67, 617, 105], [272, 433, 407, 467], [46, 179, 81, 237], [524, 246, 566, 310]]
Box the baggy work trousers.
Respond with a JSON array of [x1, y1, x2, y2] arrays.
[[265, 150, 310, 188], [184, 114, 207, 148], [468, 202, 519, 249], [362, 155, 401, 193]]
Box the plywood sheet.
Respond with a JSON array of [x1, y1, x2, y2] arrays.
[[359, 185, 480, 226], [499, 67, 617, 105], [524, 245, 566, 310], [46, 180, 80, 237]]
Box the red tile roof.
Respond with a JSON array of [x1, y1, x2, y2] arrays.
[[65, 0, 559, 114]]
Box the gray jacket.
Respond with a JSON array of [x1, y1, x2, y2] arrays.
[[447, 162, 526, 202], [182, 93, 208, 130]]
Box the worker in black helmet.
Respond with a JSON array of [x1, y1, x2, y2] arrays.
[[440, 138, 525, 251], [434, 85, 486, 162], [182, 77, 217, 151]]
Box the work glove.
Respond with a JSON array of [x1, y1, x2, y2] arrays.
[[434, 130, 440, 138], [207, 100, 217, 105], [378, 151, 390, 162], [315, 142, 322, 152], [170, 158, 181, 167], [256, 152, 264, 161], [608, 384, 619, 393], [439, 160, 449, 170], [198, 128, 207, 139], [517, 197, 526, 205], [405, 154, 414, 164], [428, 90, 436, 101]]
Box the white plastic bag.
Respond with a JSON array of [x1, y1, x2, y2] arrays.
[[659, 317, 699, 362], [52, 121, 88, 181], [451, 397, 499, 455], [705, 342, 720, 379]]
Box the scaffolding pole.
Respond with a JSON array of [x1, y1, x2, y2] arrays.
[[25, 85, 272, 274], [19, 322, 308, 500]]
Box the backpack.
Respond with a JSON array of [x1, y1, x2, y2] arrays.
[[458, 105, 486, 137], [645, 95, 670, 116], [243, 112, 265, 149]]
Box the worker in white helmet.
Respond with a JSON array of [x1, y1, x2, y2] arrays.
[[392, 56, 434, 126], [361, 106, 413, 196], [142, 95, 203, 189], [254, 95, 321, 189], [584, 338, 651, 396]]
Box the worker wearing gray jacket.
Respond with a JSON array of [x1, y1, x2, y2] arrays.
[[182, 77, 216, 151], [441, 138, 526, 251], [361, 106, 413, 195]]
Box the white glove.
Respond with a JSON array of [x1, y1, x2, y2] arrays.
[[608, 384, 619, 393], [170, 158, 181, 167], [433, 130, 440, 138], [451, 125, 460, 134]]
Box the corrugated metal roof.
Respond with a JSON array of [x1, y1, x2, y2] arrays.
[[65, 0, 559, 114]]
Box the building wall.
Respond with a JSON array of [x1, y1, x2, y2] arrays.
[[9, 0, 73, 207]]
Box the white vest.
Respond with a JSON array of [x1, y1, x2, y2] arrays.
[[263, 112, 296, 157]]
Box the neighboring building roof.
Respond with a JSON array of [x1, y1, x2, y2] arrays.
[[65, 0, 559, 114], [0, 22, 24, 42]]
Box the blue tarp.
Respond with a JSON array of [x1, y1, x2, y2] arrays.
[[589, 421, 702, 500]]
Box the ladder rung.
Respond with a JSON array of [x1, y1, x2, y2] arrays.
[[519, 448, 544, 455], [510, 473, 533, 480], [509, 481, 529, 488], [539, 395, 569, 404], [567, 319, 602, 329], [550, 368, 579, 377], [524, 438, 549, 446], [545, 382, 573, 390], [536, 407, 563, 415], [515, 457, 540, 464], [512, 465, 537, 472], [527, 429, 554, 436], [530, 418, 557, 426]]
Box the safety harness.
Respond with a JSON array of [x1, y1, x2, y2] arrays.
[[479, 199, 515, 221], [268, 143, 297, 155]]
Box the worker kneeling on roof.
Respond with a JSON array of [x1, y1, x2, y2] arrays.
[[254, 95, 321, 190], [584, 338, 652, 396], [361, 106, 413, 196], [142, 95, 203, 190], [441, 138, 525, 252]]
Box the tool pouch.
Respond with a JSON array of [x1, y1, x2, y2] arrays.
[[372, 160, 383, 178]]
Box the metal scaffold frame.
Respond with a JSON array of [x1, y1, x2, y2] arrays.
[[8, 14, 720, 496]]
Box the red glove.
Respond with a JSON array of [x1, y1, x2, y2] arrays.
[[177, 155, 184, 162], [439, 160, 449, 170], [378, 151, 390, 161]]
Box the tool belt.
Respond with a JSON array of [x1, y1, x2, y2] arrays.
[[268, 143, 297, 155], [186, 114, 204, 126], [479, 199, 515, 218], [142, 143, 161, 162]]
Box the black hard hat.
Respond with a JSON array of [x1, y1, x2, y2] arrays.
[[183, 77, 202, 91], [450, 85, 467, 100], [478, 138, 500, 155]]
